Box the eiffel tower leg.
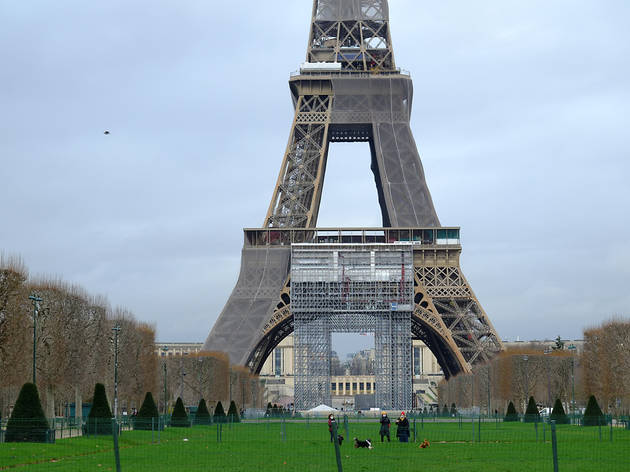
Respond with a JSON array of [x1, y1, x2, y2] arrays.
[[202, 246, 290, 365], [205, 89, 332, 363], [415, 250, 504, 376], [328, 77, 441, 228], [265, 89, 333, 228]]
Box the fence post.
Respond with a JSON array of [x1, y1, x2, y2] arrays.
[[598, 420, 602, 441], [543, 420, 546, 443], [112, 419, 122, 472], [344, 414, 349, 442], [478, 416, 481, 443], [413, 418, 416, 442], [471, 417, 475, 442], [332, 422, 343, 472], [282, 417, 286, 442], [610, 419, 613, 443], [535, 421, 538, 442], [551, 420, 559, 472]]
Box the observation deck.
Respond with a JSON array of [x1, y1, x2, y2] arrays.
[[243, 227, 461, 248]]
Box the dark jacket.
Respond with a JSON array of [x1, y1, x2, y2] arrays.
[[380, 416, 391, 433], [396, 417, 410, 436]]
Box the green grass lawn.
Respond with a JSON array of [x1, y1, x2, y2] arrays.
[[1, 420, 628, 471]]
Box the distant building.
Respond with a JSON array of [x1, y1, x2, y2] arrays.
[[155, 342, 203, 357], [258, 335, 443, 409], [502, 339, 584, 354]]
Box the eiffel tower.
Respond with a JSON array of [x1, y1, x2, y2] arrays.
[[203, 0, 503, 381]]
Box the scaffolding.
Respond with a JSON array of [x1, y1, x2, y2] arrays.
[[292, 244, 413, 410]]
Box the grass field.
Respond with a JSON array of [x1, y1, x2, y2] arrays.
[[1, 419, 629, 471]]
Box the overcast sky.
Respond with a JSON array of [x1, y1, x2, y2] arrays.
[[1, 1, 628, 356]]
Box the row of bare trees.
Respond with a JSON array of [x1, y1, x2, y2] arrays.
[[440, 319, 630, 416], [582, 319, 630, 414], [438, 345, 580, 415], [0, 255, 157, 418], [1, 254, 266, 419], [157, 353, 265, 413]]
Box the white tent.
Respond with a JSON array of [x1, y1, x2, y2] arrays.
[[307, 404, 338, 414]]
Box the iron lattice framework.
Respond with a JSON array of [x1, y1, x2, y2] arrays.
[[292, 245, 413, 410], [203, 0, 503, 395]]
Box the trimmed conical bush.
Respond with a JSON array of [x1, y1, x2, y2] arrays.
[[170, 397, 190, 427], [227, 400, 241, 423], [194, 399, 212, 425], [583, 395, 604, 426], [5, 383, 49, 443], [214, 401, 227, 423], [550, 398, 569, 424], [450, 403, 457, 417], [86, 383, 113, 435], [524, 396, 540, 423], [442, 404, 449, 417], [134, 392, 160, 431], [504, 401, 519, 422]]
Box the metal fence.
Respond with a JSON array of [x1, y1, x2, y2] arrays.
[[1, 414, 629, 471]]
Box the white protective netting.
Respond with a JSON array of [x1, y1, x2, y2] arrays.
[[331, 77, 441, 227], [203, 247, 291, 365]]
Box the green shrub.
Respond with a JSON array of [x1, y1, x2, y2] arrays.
[[134, 392, 160, 431], [85, 383, 113, 435], [265, 402, 272, 417], [5, 383, 49, 443], [170, 397, 190, 427], [504, 401, 519, 422], [524, 397, 540, 423], [194, 399, 212, 425], [214, 401, 227, 423], [550, 398, 569, 424], [450, 403, 457, 417], [583, 395, 604, 426], [227, 400, 241, 423]]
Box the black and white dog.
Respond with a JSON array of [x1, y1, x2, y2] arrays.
[[336, 435, 344, 446], [353, 438, 373, 449]]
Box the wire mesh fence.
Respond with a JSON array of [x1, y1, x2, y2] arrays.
[[1, 414, 629, 471]]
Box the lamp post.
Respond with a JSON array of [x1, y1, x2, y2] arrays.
[[568, 344, 577, 416], [28, 295, 42, 384], [523, 355, 529, 412], [179, 365, 186, 402], [162, 346, 169, 414], [229, 369, 234, 405], [112, 325, 121, 418], [197, 358, 204, 402], [241, 378, 246, 413], [486, 364, 491, 417], [543, 347, 553, 410]]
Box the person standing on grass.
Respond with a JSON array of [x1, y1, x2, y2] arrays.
[[328, 413, 337, 442], [396, 412, 410, 443], [379, 412, 391, 442]]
